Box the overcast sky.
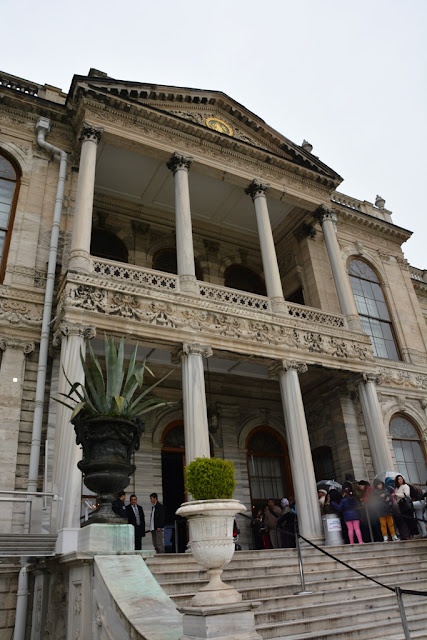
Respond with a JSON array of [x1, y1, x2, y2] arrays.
[[3, 1, 426, 268]]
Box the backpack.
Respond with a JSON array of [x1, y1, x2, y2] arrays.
[[408, 483, 424, 501]]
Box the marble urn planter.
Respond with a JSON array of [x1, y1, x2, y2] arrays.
[[74, 415, 144, 524], [176, 499, 247, 606]]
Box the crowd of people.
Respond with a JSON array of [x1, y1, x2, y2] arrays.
[[251, 474, 427, 549], [251, 497, 297, 549], [319, 474, 427, 544]]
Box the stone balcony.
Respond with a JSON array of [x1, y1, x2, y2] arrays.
[[58, 257, 374, 371]]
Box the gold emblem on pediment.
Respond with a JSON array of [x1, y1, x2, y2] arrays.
[[205, 117, 233, 136]]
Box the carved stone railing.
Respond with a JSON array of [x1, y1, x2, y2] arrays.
[[198, 282, 271, 312], [287, 302, 346, 328], [91, 258, 348, 329], [92, 258, 178, 291], [410, 266, 426, 283], [0, 72, 39, 96], [331, 193, 363, 212]]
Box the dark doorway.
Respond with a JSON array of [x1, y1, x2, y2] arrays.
[[162, 450, 185, 524]]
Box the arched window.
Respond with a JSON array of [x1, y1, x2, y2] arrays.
[[0, 152, 21, 283], [152, 247, 203, 281], [390, 415, 427, 484], [348, 259, 400, 360], [312, 446, 336, 481], [246, 427, 292, 509], [224, 264, 266, 296], [90, 228, 128, 263]]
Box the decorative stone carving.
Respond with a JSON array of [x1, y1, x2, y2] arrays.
[[362, 372, 383, 385], [79, 122, 103, 144], [52, 322, 96, 347], [268, 360, 308, 378], [166, 151, 193, 174], [171, 342, 213, 364], [0, 296, 42, 325], [377, 367, 427, 389], [313, 204, 336, 224], [0, 336, 34, 353], [245, 179, 269, 200]]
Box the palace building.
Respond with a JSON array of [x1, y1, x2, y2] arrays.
[[0, 68, 426, 638]]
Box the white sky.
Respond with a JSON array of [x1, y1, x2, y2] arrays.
[[3, 1, 426, 268]]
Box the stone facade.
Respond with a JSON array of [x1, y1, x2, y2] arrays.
[[0, 68, 426, 639]]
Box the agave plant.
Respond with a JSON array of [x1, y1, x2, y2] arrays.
[[57, 335, 171, 424]]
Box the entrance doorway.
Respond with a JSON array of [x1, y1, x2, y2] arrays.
[[161, 422, 187, 552]]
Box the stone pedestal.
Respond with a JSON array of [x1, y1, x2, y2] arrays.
[[181, 602, 261, 640], [78, 524, 134, 553]]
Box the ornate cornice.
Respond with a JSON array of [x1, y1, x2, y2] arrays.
[[166, 151, 193, 174], [171, 342, 213, 363]]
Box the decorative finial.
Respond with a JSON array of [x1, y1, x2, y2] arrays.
[[375, 195, 385, 209], [302, 140, 313, 153]]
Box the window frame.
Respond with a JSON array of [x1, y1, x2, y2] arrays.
[[0, 151, 21, 283], [348, 258, 401, 360], [390, 414, 427, 485]]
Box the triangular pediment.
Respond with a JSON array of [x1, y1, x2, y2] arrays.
[[69, 73, 342, 184]]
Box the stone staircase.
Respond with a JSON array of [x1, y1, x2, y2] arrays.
[[0, 534, 57, 557], [146, 539, 427, 640]]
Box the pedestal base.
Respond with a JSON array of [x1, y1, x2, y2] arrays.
[[78, 523, 134, 553], [181, 602, 261, 640]]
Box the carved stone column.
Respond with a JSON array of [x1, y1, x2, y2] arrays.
[[269, 360, 323, 542], [171, 343, 212, 464], [358, 373, 394, 473], [69, 123, 103, 273], [167, 152, 198, 295], [314, 206, 361, 331], [0, 337, 34, 533], [50, 323, 95, 548], [245, 180, 287, 314]]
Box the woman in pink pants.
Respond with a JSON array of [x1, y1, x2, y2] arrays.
[[332, 488, 364, 545]]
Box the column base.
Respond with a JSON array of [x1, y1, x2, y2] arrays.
[[179, 274, 199, 295], [346, 314, 362, 331], [270, 296, 287, 315], [180, 602, 261, 640], [68, 249, 92, 273]]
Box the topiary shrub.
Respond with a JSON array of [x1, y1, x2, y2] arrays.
[[185, 457, 236, 500]]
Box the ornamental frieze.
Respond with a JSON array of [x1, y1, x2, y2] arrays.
[[377, 367, 427, 390], [62, 278, 373, 365], [0, 295, 42, 325]]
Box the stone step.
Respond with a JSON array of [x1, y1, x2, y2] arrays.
[[0, 534, 57, 556], [254, 591, 426, 624], [166, 573, 427, 607], [257, 602, 427, 639], [150, 557, 427, 584], [264, 612, 427, 640]]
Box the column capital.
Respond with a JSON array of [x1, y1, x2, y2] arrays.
[[166, 152, 194, 174], [268, 359, 308, 378], [313, 204, 337, 225], [0, 336, 35, 354], [245, 179, 270, 200], [361, 371, 383, 386], [79, 122, 103, 144], [52, 322, 96, 347], [171, 342, 213, 364]]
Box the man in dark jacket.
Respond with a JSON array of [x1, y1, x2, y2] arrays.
[[149, 492, 165, 553], [126, 494, 145, 550], [112, 491, 128, 520]]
